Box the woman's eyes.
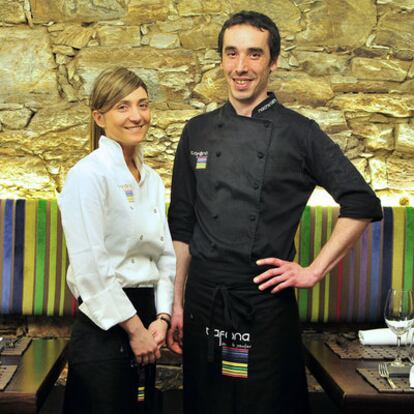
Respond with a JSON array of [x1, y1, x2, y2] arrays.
[[116, 103, 149, 111]]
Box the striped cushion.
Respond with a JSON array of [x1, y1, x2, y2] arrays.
[[1, 199, 413, 322], [295, 206, 414, 323], [0, 199, 74, 316]]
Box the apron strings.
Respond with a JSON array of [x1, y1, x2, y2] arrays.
[[207, 285, 255, 362]]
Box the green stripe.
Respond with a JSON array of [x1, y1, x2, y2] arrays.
[[323, 207, 333, 322], [34, 200, 47, 314], [311, 206, 323, 322], [222, 364, 247, 372], [47, 200, 58, 316], [298, 206, 311, 320], [59, 235, 67, 316], [404, 208, 414, 291]]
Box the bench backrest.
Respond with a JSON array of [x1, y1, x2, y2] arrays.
[[1, 199, 413, 323], [0, 199, 73, 316], [295, 206, 413, 323]]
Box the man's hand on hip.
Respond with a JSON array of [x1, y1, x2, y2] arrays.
[[254, 257, 321, 293]]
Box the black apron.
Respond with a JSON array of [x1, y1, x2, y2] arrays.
[[183, 259, 309, 414], [64, 288, 156, 414]]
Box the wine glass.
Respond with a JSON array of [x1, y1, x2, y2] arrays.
[[384, 288, 414, 367]]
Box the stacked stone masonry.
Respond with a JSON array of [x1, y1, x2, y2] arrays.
[[0, 0, 414, 202]]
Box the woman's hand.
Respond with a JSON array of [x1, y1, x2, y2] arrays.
[[148, 318, 169, 349], [120, 315, 160, 365]]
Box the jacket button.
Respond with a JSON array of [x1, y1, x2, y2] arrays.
[[210, 241, 217, 248], [131, 259, 135, 264], [253, 183, 259, 190], [212, 213, 218, 219], [153, 208, 157, 213], [139, 235, 143, 240], [264, 121, 270, 128], [160, 236, 164, 241], [250, 214, 256, 221], [257, 152, 264, 159], [216, 151, 221, 157]]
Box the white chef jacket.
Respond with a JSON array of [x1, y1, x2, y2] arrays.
[[58, 135, 176, 330]]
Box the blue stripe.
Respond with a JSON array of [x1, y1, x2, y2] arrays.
[[12, 200, 25, 313], [358, 229, 369, 322], [369, 221, 382, 321], [347, 247, 355, 322], [2, 200, 14, 313]]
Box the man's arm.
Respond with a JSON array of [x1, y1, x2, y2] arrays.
[[254, 217, 369, 293], [167, 241, 192, 354]]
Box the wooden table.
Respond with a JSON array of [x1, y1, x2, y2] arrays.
[[303, 335, 414, 414], [0, 339, 67, 414]]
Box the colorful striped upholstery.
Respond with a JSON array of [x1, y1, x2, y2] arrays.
[[1, 199, 413, 322], [295, 206, 414, 323], [0, 199, 74, 316]]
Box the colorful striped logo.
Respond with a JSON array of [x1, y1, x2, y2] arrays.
[[119, 184, 134, 203], [137, 386, 145, 402], [222, 346, 249, 378], [196, 155, 207, 169]]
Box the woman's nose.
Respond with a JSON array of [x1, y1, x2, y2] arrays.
[[129, 107, 142, 121]]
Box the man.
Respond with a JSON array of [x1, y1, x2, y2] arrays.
[[167, 10, 382, 414]]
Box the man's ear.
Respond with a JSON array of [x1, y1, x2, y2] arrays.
[[269, 58, 278, 73], [92, 110, 105, 129]]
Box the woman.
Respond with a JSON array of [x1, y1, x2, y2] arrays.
[[59, 67, 175, 414]]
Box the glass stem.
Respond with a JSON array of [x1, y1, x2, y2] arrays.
[[396, 335, 402, 364]]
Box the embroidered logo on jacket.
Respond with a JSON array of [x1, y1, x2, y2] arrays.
[[119, 184, 134, 203], [191, 151, 208, 170]]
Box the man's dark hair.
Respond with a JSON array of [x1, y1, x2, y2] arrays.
[[218, 11, 281, 63]]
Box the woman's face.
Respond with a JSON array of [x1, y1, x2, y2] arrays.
[[93, 86, 150, 149]]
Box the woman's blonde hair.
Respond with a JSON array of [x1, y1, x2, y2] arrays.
[[89, 67, 148, 151]]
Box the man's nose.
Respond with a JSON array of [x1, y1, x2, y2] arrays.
[[235, 56, 248, 73]]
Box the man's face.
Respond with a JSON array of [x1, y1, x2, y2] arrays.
[[221, 24, 277, 112]]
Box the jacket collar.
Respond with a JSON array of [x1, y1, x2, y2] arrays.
[[98, 135, 146, 183], [224, 92, 279, 118]]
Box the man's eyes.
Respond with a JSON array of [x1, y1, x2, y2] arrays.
[[250, 52, 262, 59]]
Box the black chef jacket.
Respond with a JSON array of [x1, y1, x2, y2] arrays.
[[168, 93, 383, 267]]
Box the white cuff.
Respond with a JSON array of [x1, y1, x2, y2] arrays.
[[79, 283, 136, 330], [154, 277, 173, 316]]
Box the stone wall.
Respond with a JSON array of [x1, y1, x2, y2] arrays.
[[0, 0, 414, 203]]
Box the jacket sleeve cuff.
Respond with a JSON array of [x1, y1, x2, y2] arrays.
[[339, 195, 383, 222], [154, 278, 173, 316], [79, 283, 136, 330]]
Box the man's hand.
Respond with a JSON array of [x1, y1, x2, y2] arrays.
[[167, 306, 184, 355], [254, 257, 321, 293]]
